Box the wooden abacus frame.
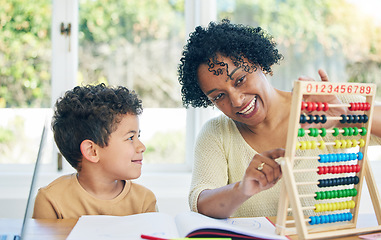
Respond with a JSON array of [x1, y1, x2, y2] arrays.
[[275, 81, 381, 239]]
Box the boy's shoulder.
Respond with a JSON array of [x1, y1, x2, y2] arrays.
[[39, 173, 77, 193], [128, 181, 156, 199]]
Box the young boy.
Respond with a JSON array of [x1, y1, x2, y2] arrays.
[[32, 84, 157, 219]]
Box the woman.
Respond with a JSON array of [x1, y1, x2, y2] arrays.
[[178, 19, 381, 218]]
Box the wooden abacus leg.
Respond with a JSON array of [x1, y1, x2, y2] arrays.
[[364, 159, 381, 224]]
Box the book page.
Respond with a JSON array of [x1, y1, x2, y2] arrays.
[[174, 211, 288, 239], [66, 212, 180, 240]]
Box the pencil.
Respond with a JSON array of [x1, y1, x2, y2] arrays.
[[141, 234, 169, 240], [141, 235, 232, 240]]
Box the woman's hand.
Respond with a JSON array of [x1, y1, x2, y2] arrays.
[[298, 69, 348, 129], [238, 148, 284, 197]]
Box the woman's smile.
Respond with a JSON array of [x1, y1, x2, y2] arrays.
[[237, 96, 258, 118]]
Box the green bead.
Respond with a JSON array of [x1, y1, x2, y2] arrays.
[[326, 191, 332, 199], [309, 128, 315, 137], [348, 127, 353, 136], [315, 192, 320, 200], [353, 188, 358, 196], [298, 128, 305, 137], [321, 191, 326, 200], [353, 127, 359, 136], [360, 127, 367, 136], [320, 128, 327, 137], [342, 127, 349, 136], [333, 128, 340, 136], [338, 190, 343, 198]]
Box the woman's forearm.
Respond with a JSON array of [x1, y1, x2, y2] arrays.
[[197, 182, 251, 219]]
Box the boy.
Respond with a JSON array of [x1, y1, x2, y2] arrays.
[[32, 84, 157, 219]]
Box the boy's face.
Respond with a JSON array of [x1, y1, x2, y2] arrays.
[[97, 114, 146, 180]]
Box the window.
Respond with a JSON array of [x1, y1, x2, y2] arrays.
[[0, 0, 52, 171], [216, 0, 381, 101], [78, 0, 187, 170]]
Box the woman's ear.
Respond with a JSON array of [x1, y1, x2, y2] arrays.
[[80, 140, 100, 163]]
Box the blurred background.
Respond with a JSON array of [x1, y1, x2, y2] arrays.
[[1, 0, 381, 218]]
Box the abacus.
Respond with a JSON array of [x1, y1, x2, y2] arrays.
[[275, 81, 381, 239]]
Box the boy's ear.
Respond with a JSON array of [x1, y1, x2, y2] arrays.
[[80, 140, 100, 163]]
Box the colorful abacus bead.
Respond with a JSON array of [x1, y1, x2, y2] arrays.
[[309, 212, 353, 225]]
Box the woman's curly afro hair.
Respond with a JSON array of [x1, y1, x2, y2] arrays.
[[178, 19, 283, 108]]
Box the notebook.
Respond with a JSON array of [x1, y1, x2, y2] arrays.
[[0, 120, 48, 240]]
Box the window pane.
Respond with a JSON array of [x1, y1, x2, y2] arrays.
[[78, 0, 186, 165], [0, 0, 51, 165], [217, 0, 381, 101]]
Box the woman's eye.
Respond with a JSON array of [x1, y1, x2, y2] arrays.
[[235, 76, 245, 86], [127, 135, 134, 141], [213, 93, 224, 101]]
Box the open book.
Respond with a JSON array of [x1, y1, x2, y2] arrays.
[[66, 211, 289, 240]]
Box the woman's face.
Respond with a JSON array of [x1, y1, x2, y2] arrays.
[[197, 55, 273, 127]]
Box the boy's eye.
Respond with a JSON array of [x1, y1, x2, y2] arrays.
[[127, 135, 134, 141]]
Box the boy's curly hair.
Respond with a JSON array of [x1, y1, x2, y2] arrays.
[[178, 19, 283, 108], [52, 83, 142, 170]]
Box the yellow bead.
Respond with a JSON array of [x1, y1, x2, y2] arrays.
[[359, 139, 365, 147], [306, 141, 312, 149], [350, 200, 355, 209], [315, 204, 321, 212], [300, 141, 307, 150], [334, 140, 341, 149], [328, 203, 333, 211], [339, 202, 344, 210], [318, 140, 326, 150], [352, 139, 358, 147], [311, 141, 317, 149], [346, 139, 352, 148], [324, 203, 329, 211], [340, 140, 347, 149]]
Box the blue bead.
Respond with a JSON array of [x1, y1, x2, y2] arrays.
[[316, 216, 321, 225], [348, 213, 353, 221], [328, 214, 333, 223], [357, 152, 363, 160], [333, 214, 338, 223], [319, 154, 325, 163], [309, 216, 315, 225]]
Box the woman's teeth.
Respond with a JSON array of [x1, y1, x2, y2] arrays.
[[239, 97, 256, 115]]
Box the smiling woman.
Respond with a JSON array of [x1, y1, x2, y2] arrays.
[[178, 19, 381, 219]]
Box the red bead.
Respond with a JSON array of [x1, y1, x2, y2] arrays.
[[357, 103, 363, 111], [336, 165, 342, 174], [316, 102, 323, 111], [366, 102, 371, 111], [349, 103, 355, 111], [307, 102, 317, 111], [318, 166, 323, 175], [354, 103, 360, 111], [356, 165, 361, 172], [323, 102, 329, 111], [301, 101, 306, 110]]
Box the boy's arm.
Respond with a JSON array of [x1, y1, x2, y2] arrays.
[[32, 190, 60, 219]]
